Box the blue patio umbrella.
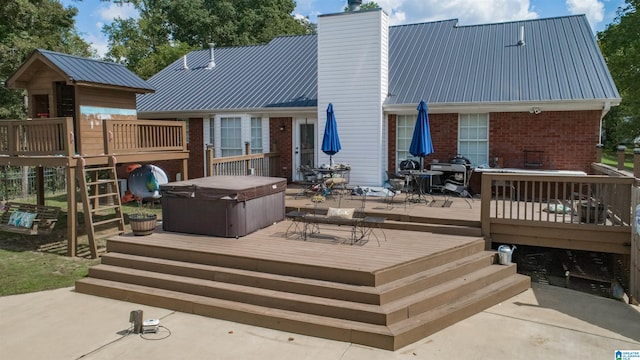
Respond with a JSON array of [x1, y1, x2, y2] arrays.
[[409, 100, 434, 169], [321, 103, 342, 166]]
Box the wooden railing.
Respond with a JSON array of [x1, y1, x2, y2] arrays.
[[0, 117, 74, 157], [103, 119, 186, 154], [206, 146, 281, 177], [480, 173, 634, 254]]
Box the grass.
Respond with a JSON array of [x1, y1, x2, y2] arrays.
[[0, 193, 163, 297], [601, 150, 633, 171]]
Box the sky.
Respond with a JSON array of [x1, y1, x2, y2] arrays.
[[60, 0, 626, 57]]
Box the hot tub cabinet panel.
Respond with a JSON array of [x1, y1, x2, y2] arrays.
[[160, 176, 286, 237]]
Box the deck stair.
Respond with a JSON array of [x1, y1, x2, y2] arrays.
[[77, 157, 125, 258], [76, 232, 529, 350]]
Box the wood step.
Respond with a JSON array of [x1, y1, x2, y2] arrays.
[[100, 250, 496, 306], [86, 260, 517, 326], [380, 219, 482, 237], [89, 193, 121, 200], [90, 204, 122, 213], [84, 167, 117, 173], [383, 264, 517, 324], [92, 217, 124, 227], [75, 273, 530, 351], [87, 264, 387, 324], [388, 274, 531, 350], [105, 237, 487, 287]]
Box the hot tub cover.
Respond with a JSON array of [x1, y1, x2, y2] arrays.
[[160, 176, 287, 202]]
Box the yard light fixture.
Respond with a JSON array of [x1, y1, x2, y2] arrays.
[[529, 107, 541, 115]]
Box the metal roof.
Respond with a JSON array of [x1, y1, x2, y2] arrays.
[[137, 15, 619, 113], [37, 49, 154, 92], [137, 35, 317, 113], [386, 15, 620, 105]]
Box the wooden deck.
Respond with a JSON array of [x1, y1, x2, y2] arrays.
[[76, 212, 529, 350]]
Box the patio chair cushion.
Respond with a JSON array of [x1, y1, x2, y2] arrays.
[[8, 210, 37, 228], [326, 207, 355, 219]]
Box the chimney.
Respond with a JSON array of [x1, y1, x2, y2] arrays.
[[347, 0, 362, 11], [517, 25, 525, 46], [206, 43, 216, 70], [182, 55, 188, 70]]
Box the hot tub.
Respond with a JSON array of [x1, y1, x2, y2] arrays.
[[160, 176, 286, 237]]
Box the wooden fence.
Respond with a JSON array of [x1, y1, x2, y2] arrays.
[[103, 119, 187, 154], [0, 117, 74, 157]]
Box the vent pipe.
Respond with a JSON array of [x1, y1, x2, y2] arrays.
[[182, 55, 188, 70], [347, 0, 362, 11], [206, 43, 216, 70], [518, 25, 525, 46]]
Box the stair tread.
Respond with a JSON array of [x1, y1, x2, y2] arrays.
[[100, 251, 497, 306], [75, 273, 530, 350], [90, 205, 122, 213], [92, 230, 125, 241], [101, 252, 381, 299], [76, 277, 392, 335], [381, 263, 517, 312], [388, 274, 530, 334], [90, 264, 384, 314], [92, 218, 124, 226]]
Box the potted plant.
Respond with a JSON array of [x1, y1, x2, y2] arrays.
[[128, 198, 157, 236]]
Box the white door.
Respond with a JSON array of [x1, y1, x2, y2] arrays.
[[293, 118, 317, 181]]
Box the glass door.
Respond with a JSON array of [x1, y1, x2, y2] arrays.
[[293, 118, 316, 181]]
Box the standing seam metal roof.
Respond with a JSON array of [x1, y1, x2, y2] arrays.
[[37, 49, 154, 92], [137, 14, 619, 113]]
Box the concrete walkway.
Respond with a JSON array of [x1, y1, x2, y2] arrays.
[[1, 283, 638, 360]]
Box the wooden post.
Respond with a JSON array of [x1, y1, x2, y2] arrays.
[[36, 166, 45, 206], [245, 142, 251, 175], [66, 165, 77, 257], [181, 158, 189, 180], [595, 143, 603, 163], [634, 148, 640, 179], [480, 173, 492, 250], [617, 145, 627, 170], [206, 146, 214, 177]]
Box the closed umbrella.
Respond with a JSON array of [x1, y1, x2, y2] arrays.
[[321, 103, 342, 167], [409, 100, 434, 169]]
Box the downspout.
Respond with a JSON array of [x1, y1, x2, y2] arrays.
[[600, 101, 611, 145]]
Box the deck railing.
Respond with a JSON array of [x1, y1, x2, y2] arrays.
[[0, 118, 187, 158], [0, 117, 74, 157], [480, 173, 634, 254], [206, 146, 281, 177], [103, 119, 187, 154]]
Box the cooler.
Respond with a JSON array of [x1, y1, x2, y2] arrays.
[[160, 176, 286, 237]]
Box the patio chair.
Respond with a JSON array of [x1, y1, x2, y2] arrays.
[[384, 171, 407, 209], [442, 168, 473, 208]]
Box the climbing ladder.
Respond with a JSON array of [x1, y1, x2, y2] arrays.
[[77, 157, 125, 258]]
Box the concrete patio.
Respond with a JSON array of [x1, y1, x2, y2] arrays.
[[1, 283, 638, 359]]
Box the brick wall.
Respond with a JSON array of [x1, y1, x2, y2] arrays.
[[490, 110, 600, 173], [270, 117, 293, 182], [387, 110, 600, 173]]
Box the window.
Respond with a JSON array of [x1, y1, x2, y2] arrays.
[[220, 117, 242, 156], [458, 114, 489, 166], [250, 117, 263, 154], [395, 115, 417, 165]]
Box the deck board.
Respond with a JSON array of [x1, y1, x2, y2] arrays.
[[110, 221, 481, 275]]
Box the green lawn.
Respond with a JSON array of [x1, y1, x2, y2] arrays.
[[601, 150, 633, 171], [0, 194, 162, 296]]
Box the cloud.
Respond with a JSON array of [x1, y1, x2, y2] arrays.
[[377, 0, 538, 26], [565, 0, 604, 28], [97, 2, 138, 22], [85, 32, 109, 58]]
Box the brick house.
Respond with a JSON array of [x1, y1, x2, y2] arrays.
[[137, 9, 619, 186]]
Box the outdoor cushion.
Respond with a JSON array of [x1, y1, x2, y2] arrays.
[[8, 211, 38, 228], [327, 207, 355, 219]]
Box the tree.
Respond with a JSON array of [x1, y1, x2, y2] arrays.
[[344, 1, 380, 12], [0, 0, 92, 119], [598, 0, 640, 148], [104, 0, 312, 78]]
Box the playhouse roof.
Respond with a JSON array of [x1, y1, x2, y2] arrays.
[[7, 49, 155, 93]]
